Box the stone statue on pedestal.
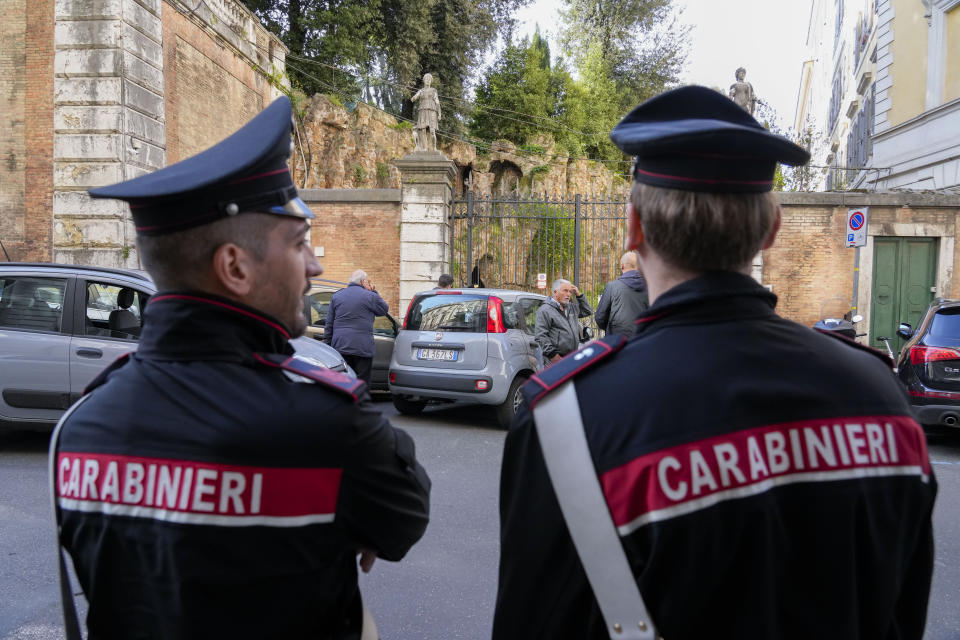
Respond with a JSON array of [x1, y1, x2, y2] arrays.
[[729, 67, 756, 115], [412, 73, 441, 152]]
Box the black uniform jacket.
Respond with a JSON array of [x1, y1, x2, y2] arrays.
[[494, 272, 936, 640], [54, 293, 431, 640]]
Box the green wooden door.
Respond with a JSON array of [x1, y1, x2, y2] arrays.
[[870, 237, 937, 356]]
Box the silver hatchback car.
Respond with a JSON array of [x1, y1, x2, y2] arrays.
[[388, 288, 548, 428]]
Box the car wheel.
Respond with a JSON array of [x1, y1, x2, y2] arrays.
[[496, 375, 529, 429], [392, 394, 427, 415]]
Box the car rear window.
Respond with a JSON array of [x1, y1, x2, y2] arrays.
[[928, 308, 960, 337], [407, 294, 488, 332]]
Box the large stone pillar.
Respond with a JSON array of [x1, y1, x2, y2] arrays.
[[395, 151, 457, 316], [53, 0, 166, 267]]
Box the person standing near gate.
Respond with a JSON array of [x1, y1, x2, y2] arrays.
[[52, 97, 430, 639], [534, 278, 593, 364], [494, 85, 935, 639], [594, 250, 648, 337], [325, 269, 389, 385]]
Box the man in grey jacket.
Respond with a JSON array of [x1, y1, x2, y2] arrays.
[[594, 251, 649, 337], [535, 279, 594, 364]]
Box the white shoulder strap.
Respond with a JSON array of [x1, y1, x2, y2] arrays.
[[49, 396, 90, 640], [533, 382, 656, 640]]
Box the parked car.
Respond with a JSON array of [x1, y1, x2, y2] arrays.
[[894, 297, 960, 430], [0, 263, 353, 431], [388, 287, 548, 428], [302, 277, 398, 392]]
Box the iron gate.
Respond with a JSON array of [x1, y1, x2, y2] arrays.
[[450, 192, 630, 320]]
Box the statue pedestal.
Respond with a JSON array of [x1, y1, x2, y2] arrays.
[[395, 152, 457, 315]]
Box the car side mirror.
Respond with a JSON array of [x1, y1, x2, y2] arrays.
[[896, 323, 913, 340]]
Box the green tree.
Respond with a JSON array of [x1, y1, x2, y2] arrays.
[[559, 0, 689, 113], [242, 0, 529, 127]]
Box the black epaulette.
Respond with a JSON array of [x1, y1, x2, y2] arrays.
[[254, 353, 364, 401], [83, 352, 132, 395], [522, 334, 627, 409], [815, 329, 894, 368]]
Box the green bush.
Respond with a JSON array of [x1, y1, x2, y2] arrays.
[[353, 164, 366, 184]]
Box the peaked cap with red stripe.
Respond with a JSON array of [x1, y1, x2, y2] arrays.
[[610, 85, 810, 193], [89, 96, 313, 235]]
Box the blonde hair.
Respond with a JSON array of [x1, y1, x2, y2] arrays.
[[630, 182, 778, 272]]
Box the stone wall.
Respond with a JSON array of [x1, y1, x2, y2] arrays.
[[292, 95, 627, 198], [301, 189, 402, 315]]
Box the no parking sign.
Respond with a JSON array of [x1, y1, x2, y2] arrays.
[[846, 207, 868, 247]]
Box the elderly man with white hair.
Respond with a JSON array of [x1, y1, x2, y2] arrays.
[[534, 278, 594, 364], [324, 269, 389, 384]]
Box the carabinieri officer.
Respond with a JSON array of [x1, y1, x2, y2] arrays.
[[52, 96, 430, 639], [493, 86, 936, 640]]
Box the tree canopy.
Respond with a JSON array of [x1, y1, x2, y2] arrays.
[[242, 0, 528, 126]]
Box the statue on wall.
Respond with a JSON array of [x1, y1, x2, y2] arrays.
[[729, 67, 756, 115], [412, 73, 441, 152]]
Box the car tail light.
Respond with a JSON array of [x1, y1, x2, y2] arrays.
[[487, 296, 505, 333], [476, 380, 489, 391], [402, 298, 415, 329], [909, 346, 960, 365], [909, 389, 960, 399], [389, 371, 396, 384]]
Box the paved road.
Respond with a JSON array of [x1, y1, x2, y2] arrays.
[[1, 402, 959, 639]]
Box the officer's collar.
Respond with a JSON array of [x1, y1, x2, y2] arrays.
[[634, 271, 777, 332], [136, 291, 294, 362]]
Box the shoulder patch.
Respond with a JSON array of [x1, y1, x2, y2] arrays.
[[254, 352, 364, 402], [815, 329, 893, 368], [83, 352, 132, 395], [523, 334, 627, 409]]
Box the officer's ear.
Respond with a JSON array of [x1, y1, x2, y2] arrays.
[[626, 200, 644, 251], [211, 242, 257, 297], [761, 206, 782, 250]]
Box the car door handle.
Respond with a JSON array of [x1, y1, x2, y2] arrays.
[[76, 348, 103, 359]]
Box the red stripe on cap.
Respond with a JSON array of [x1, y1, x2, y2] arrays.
[[149, 294, 290, 339], [229, 167, 290, 185], [601, 414, 931, 533], [635, 167, 773, 186]]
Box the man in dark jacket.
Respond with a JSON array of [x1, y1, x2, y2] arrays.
[[53, 97, 430, 640], [594, 251, 648, 337], [325, 269, 389, 384], [494, 86, 936, 640], [534, 278, 594, 363]]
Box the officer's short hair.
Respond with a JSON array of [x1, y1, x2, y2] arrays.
[[630, 182, 778, 273], [136, 213, 282, 290], [437, 273, 453, 288]]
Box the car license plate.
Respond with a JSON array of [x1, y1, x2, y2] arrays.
[[417, 348, 458, 361]]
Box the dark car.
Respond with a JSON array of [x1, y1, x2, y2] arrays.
[[302, 278, 398, 392], [0, 263, 354, 431], [894, 298, 960, 430]]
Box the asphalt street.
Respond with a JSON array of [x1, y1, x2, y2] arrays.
[[1, 401, 959, 640]]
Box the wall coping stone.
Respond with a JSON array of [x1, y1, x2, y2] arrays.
[[776, 191, 960, 207], [300, 188, 401, 203]]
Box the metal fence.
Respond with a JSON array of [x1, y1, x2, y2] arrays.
[[449, 192, 630, 325]]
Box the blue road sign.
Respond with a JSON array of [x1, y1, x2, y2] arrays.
[[850, 212, 865, 230]]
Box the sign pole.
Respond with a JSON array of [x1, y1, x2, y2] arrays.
[[852, 246, 860, 318]]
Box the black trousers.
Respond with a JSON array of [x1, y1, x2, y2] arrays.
[[343, 353, 373, 385]]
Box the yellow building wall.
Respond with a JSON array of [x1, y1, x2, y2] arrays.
[[945, 6, 960, 103], [888, 0, 929, 126]]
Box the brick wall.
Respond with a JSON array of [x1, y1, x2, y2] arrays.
[[301, 189, 402, 315], [768, 192, 960, 329], [161, 4, 279, 164], [0, 0, 27, 261], [8, 0, 55, 263]]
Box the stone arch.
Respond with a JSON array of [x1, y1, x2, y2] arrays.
[[490, 160, 523, 195]]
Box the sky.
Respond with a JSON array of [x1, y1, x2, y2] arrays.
[[513, 0, 814, 133]]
